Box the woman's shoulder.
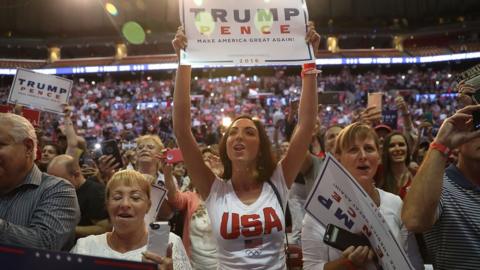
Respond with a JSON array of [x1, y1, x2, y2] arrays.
[[71, 233, 108, 254], [168, 232, 182, 243], [377, 188, 403, 211]]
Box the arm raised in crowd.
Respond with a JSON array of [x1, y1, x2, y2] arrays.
[[281, 22, 319, 188], [163, 162, 179, 204], [172, 27, 215, 200], [395, 96, 418, 148], [402, 105, 480, 232], [63, 104, 78, 159]]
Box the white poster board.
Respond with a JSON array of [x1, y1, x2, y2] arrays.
[[145, 184, 168, 224], [304, 154, 414, 270], [179, 0, 315, 66], [8, 68, 72, 114]]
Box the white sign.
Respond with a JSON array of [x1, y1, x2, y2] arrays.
[[8, 68, 72, 114], [179, 0, 315, 66], [304, 154, 414, 270], [145, 184, 168, 224]]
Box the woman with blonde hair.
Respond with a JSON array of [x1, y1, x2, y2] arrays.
[[302, 123, 423, 270], [136, 135, 165, 181], [71, 170, 191, 270]]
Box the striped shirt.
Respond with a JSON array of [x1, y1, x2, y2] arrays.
[[0, 165, 80, 250], [424, 164, 480, 270]]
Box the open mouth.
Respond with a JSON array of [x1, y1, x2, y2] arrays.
[[138, 152, 152, 158], [357, 165, 370, 172], [392, 150, 405, 157], [233, 144, 245, 151], [117, 213, 134, 219]]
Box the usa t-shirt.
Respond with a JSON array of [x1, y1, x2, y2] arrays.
[[205, 165, 288, 270]]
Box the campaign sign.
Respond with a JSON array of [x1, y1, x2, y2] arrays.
[[304, 154, 414, 270], [8, 68, 72, 114], [145, 184, 168, 224], [0, 104, 41, 126], [179, 0, 314, 66], [383, 110, 398, 130]]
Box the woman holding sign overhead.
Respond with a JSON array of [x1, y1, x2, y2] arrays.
[[301, 123, 423, 270], [172, 23, 319, 269]]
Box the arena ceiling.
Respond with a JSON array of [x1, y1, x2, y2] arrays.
[[0, 0, 479, 46]]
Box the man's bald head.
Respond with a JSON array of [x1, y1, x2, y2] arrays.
[[47, 155, 78, 184]]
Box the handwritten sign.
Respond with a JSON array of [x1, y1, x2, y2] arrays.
[[179, 0, 314, 66]]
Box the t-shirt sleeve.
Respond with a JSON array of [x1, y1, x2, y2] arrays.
[[301, 214, 330, 270], [70, 236, 90, 255], [435, 188, 446, 222]]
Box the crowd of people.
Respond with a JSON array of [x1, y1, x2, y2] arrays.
[[1, 26, 480, 270], [0, 65, 460, 147]]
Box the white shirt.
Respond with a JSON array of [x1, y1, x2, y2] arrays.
[[302, 188, 423, 270], [70, 232, 192, 270], [205, 165, 289, 270]]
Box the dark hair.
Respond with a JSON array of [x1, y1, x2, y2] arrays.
[[219, 115, 276, 183], [42, 143, 62, 155], [380, 132, 411, 194], [412, 139, 430, 164]]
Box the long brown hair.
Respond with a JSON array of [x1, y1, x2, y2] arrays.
[[381, 132, 411, 194], [219, 115, 276, 183]]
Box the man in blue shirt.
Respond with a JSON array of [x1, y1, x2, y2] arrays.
[[402, 102, 480, 270], [0, 113, 80, 250]]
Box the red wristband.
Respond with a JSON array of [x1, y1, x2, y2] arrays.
[[430, 141, 451, 157], [301, 62, 318, 78], [302, 62, 316, 70], [344, 259, 358, 270]]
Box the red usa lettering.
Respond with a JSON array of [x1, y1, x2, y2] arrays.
[[220, 207, 282, 239]]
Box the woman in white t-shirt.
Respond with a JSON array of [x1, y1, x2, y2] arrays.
[[71, 170, 192, 270], [172, 24, 320, 270], [301, 123, 423, 270]]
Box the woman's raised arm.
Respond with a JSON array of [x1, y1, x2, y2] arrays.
[[281, 22, 320, 188], [172, 27, 215, 199]]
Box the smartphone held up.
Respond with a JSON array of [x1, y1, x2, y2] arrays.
[[147, 222, 170, 257], [100, 139, 124, 168], [323, 224, 370, 251], [162, 148, 184, 164]]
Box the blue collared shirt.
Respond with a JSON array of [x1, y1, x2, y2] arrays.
[[0, 165, 80, 250], [445, 164, 480, 192], [424, 164, 480, 270]]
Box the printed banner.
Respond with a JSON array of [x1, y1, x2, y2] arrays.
[[304, 154, 414, 270], [179, 0, 314, 66], [8, 68, 72, 114], [0, 243, 156, 270]]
